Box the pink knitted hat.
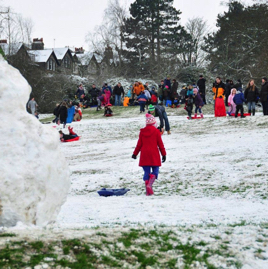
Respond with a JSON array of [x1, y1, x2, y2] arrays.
[[146, 113, 156, 125]]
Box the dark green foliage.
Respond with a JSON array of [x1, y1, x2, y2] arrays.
[[0, 46, 5, 58], [118, 230, 140, 247], [203, 1, 268, 81], [0, 233, 16, 237], [122, 0, 191, 77], [30, 241, 44, 252], [132, 250, 158, 267]]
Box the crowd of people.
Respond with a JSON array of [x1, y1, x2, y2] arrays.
[[25, 76, 268, 195], [27, 75, 268, 124], [213, 77, 268, 117]]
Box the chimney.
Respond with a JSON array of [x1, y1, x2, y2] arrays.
[[32, 38, 44, 50], [0, 40, 7, 44], [75, 47, 84, 54], [104, 46, 113, 61]]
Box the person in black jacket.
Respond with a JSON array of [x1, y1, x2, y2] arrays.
[[148, 104, 171, 134], [197, 75, 206, 104], [76, 84, 85, 99], [170, 79, 178, 102], [234, 79, 243, 92], [59, 127, 78, 142], [225, 79, 231, 106], [113, 82, 124, 106], [260, 77, 268, 115], [52, 102, 61, 123], [58, 101, 68, 127], [88, 84, 98, 105], [244, 79, 259, 116]]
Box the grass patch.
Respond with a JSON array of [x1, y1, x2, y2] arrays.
[[0, 233, 16, 237], [118, 230, 140, 248]]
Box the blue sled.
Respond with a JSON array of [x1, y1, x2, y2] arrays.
[[97, 188, 130, 197]]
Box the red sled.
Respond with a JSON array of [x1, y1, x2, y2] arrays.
[[187, 116, 203, 119], [215, 97, 226, 117], [230, 113, 251, 117], [62, 136, 80, 142], [105, 114, 113, 117]]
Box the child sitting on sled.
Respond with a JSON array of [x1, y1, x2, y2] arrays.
[[59, 126, 78, 142], [132, 113, 166, 196], [172, 96, 180, 108], [104, 104, 113, 116]]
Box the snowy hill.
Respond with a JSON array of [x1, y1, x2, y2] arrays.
[[2, 107, 268, 268]]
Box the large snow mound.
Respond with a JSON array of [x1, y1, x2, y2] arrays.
[[0, 56, 70, 227]]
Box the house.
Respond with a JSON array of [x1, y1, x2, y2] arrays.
[[71, 47, 84, 75], [75, 51, 102, 78], [99, 46, 117, 77], [72, 46, 117, 78], [0, 39, 31, 64], [28, 49, 59, 72], [52, 48, 73, 74], [29, 38, 73, 74]]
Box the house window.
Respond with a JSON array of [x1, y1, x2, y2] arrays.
[[47, 59, 55, 71], [64, 56, 71, 69]]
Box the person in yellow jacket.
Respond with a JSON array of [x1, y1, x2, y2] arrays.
[[133, 81, 145, 97], [212, 77, 226, 100]]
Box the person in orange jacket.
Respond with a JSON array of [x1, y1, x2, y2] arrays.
[[212, 77, 225, 100], [133, 81, 145, 97], [213, 77, 226, 117]]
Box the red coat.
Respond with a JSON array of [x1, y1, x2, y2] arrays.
[[133, 125, 166, 167]]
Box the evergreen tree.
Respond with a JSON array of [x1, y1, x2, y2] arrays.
[[123, 0, 190, 77], [203, 1, 268, 80]]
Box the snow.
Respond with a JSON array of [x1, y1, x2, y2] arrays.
[[28, 49, 54, 63], [0, 56, 70, 227], [76, 52, 103, 65], [2, 105, 268, 267], [54, 115, 268, 229], [52, 48, 69, 60]]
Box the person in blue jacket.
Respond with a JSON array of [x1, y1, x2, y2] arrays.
[[136, 91, 148, 113], [233, 90, 246, 118]]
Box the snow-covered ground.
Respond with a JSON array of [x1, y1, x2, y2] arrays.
[[55, 113, 268, 229], [3, 109, 268, 268]]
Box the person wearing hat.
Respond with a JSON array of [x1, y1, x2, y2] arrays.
[[148, 104, 171, 134], [260, 77, 268, 115], [132, 113, 166, 196]]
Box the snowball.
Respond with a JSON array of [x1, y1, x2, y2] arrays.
[[0, 56, 70, 227]]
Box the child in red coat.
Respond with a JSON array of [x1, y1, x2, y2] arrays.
[[132, 113, 166, 196]]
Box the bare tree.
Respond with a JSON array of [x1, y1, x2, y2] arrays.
[[184, 17, 210, 67], [0, 5, 34, 54], [0, 5, 10, 36], [16, 14, 34, 45], [86, 0, 128, 68]]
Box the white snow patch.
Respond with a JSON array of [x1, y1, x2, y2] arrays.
[[0, 56, 70, 227]]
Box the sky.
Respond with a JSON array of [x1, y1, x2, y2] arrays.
[[2, 0, 254, 50]]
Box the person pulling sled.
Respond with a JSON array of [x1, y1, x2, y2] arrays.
[[132, 113, 166, 196]]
